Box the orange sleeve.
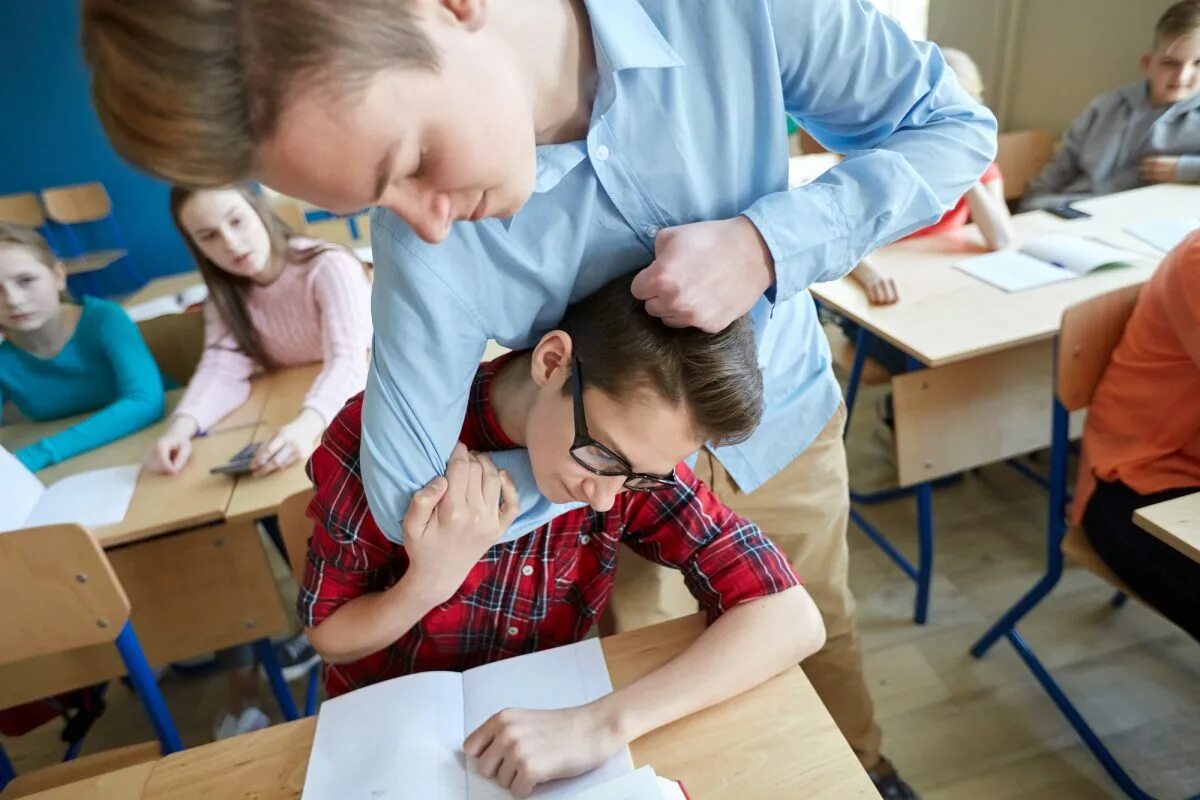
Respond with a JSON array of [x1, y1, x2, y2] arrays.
[[1159, 232, 1200, 368]]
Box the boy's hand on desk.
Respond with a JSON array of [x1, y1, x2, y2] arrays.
[[403, 444, 520, 605], [632, 216, 775, 333], [1141, 156, 1180, 185], [465, 702, 623, 798]]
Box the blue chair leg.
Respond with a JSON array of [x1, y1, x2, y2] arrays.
[[62, 736, 84, 762], [254, 639, 300, 722], [842, 326, 872, 436], [305, 664, 320, 717], [114, 621, 183, 754], [1111, 591, 1129, 609], [1005, 629, 1158, 800], [0, 743, 15, 792]]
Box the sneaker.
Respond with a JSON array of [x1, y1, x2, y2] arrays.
[[867, 757, 921, 800], [274, 634, 321, 682], [213, 706, 270, 741]]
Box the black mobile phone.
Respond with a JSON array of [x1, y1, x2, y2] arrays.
[[1045, 204, 1092, 220], [209, 442, 261, 476]]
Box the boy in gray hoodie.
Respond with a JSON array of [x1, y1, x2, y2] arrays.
[[1022, 0, 1200, 210]]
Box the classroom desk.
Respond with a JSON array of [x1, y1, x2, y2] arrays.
[[36, 614, 877, 800], [1133, 491, 1200, 564], [810, 184, 1199, 621], [121, 272, 204, 310], [0, 382, 295, 709]]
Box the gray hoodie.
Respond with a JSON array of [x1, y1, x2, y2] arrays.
[[1021, 81, 1200, 210]]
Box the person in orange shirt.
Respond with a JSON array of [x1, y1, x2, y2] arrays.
[[1074, 230, 1200, 642]]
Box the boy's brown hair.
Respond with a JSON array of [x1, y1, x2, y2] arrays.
[[82, 0, 435, 187], [559, 274, 764, 448], [1156, 0, 1200, 49], [0, 223, 56, 269]]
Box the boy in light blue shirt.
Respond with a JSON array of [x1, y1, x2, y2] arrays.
[[82, 1, 997, 794], [1023, 0, 1200, 210]]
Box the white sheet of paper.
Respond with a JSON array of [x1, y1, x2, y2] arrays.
[[24, 464, 141, 530], [302, 671, 467, 800], [566, 767, 664, 800], [955, 251, 1075, 293], [0, 445, 45, 532], [354, 245, 373, 263], [1124, 218, 1200, 253], [1020, 234, 1133, 275], [125, 295, 185, 323], [463, 639, 633, 800]]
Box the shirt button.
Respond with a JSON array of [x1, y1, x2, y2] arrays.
[[579, 535, 592, 546], [646, 225, 661, 238], [594, 145, 610, 162], [507, 626, 519, 637], [521, 565, 534, 577]]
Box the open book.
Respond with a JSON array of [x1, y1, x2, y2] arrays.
[[955, 234, 1136, 292], [0, 446, 140, 533], [568, 767, 688, 800], [301, 639, 634, 800]]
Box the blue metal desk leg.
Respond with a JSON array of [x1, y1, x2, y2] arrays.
[[913, 481, 935, 625]]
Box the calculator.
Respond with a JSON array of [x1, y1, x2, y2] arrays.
[[209, 442, 262, 476]]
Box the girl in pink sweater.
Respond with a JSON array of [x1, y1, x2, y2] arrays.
[[146, 186, 372, 477]]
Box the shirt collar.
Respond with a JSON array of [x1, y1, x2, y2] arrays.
[[471, 350, 522, 450], [581, 0, 685, 74]]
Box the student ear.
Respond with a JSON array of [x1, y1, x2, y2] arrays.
[[51, 261, 67, 294], [530, 331, 573, 388], [1141, 53, 1153, 73], [437, 0, 488, 31]]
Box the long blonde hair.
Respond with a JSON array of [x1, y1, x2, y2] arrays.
[[941, 48, 985, 103], [82, 0, 436, 187]]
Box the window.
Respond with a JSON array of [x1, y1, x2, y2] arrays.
[[870, 0, 929, 40]]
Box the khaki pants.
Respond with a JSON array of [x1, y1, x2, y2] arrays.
[[607, 404, 883, 768]]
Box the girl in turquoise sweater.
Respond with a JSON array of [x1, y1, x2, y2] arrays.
[[0, 223, 164, 471]]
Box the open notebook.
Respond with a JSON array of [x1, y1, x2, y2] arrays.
[[301, 639, 635, 800], [1124, 218, 1200, 253], [0, 446, 139, 533], [955, 234, 1137, 292], [568, 767, 688, 800]]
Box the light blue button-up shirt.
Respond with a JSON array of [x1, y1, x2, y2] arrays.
[[363, 0, 997, 544]]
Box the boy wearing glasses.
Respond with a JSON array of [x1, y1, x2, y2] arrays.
[[299, 275, 824, 798]]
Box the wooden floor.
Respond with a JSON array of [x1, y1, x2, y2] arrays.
[[4, 382, 1198, 799]]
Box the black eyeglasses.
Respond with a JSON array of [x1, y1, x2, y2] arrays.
[[569, 356, 677, 492]]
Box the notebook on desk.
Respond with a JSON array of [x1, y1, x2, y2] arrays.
[[1124, 218, 1200, 253], [955, 234, 1137, 292], [301, 638, 635, 800], [0, 446, 139, 533]]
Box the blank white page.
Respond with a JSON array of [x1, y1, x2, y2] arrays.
[[565, 767, 665, 800], [302, 670, 468, 800], [28, 465, 141, 530], [1125, 218, 1200, 253], [0, 446, 44, 533], [955, 251, 1075, 293], [463, 639, 634, 800], [1021, 234, 1133, 275]]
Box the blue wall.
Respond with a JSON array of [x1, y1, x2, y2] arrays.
[[0, 1, 193, 293]]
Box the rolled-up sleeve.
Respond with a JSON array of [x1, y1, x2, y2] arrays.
[[743, 0, 997, 299]]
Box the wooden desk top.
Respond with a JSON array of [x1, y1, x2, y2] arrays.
[[121, 272, 203, 309], [45, 615, 874, 800], [811, 185, 1197, 367], [0, 391, 254, 548], [1132, 491, 1200, 564], [23, 760, 157, 800]]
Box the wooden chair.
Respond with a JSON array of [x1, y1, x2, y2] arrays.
[[969, 285, 1179, 800], [996, 129, 1059, 202], [40, 183, 143, 289], [276, 489, 321, 716], [270, 199, 308, 235], [0, 525, 183, 795], [136, 310, 205, 387], [0, 193, 62, 255]]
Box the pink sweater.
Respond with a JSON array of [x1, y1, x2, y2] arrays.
[[175, 240, 373, 432]]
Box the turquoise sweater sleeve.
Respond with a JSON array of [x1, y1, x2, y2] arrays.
[[16, 304, 165, 471]]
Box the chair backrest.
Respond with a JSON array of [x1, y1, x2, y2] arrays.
[[271, 199, 308, 234], [996, 129, 1059, 200], [278, 488, 316, 583], [137, 310, 205, 387], [0, 525, 130, 664], [40, 183, 114, 225], [0, 192, 46, 228], [1056, 284, 1143, 412]]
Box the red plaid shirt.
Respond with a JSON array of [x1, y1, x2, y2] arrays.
[[299, 356, 800, 697]]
